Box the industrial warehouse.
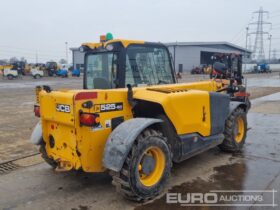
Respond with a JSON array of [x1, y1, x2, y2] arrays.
[[71, 41, 252, 72], [166, 42, 251, 71], [0, 1, 280, 210]]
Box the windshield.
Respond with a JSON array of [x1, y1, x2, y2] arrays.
[[85, 44, 173, 89], [86, 53, 117, 89], [125, 45, 173, 86]]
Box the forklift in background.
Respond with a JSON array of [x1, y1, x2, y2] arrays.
[[11, 61, 29, 75], [210, 53, 243, 84], [210, 53, 250, 106], [45, 61, 59, 76]]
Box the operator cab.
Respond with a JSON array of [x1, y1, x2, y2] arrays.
[[80, 34, 176, 89]]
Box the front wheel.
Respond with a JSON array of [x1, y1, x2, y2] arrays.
[[111, 129, 172, 201], [219, 108, 247, 152]]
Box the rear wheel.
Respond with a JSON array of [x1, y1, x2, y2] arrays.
[[39, 143, 57, 169], [7, 74, 14, 80], [34, 74, 41, 79], [219, 108, 247, 152], [111, 129, 172, 201]]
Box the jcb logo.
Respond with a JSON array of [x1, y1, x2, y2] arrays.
[[56, 104, 70, 113]]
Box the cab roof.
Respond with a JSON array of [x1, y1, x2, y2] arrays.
[[82, 39, 162, 49]]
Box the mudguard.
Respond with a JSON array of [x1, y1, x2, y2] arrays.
[[30, 121, 43, 145], [229, 101, 248, 115], [102, 118, 162, 172]]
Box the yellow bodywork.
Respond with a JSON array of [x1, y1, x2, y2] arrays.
[[39, 79, 225, 173], [82, 39, 145, 49], [0, 64, 13, 71], [40, 89, 133, 172]]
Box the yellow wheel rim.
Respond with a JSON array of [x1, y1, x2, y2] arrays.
[[235, 116, 245, 143], [138, 147, 165, 187]]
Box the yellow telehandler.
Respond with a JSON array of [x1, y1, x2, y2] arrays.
[[31, 34, 250, 201]]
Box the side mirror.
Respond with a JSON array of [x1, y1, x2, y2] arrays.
[[213, 62, 227, 74]]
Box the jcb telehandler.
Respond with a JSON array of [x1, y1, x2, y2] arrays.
[[31, 34, 250, 201]]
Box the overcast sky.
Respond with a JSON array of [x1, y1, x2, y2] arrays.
[[0, 0, 280, 62]]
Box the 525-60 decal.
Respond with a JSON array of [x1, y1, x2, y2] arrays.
[[94, 103, 123, 113]]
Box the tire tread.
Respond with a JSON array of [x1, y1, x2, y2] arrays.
[[219, 108, 247, 152], [110, 129, 171, 202]]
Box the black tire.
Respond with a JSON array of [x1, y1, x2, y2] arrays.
[[34, 74, 41, 79], [111, 129, 172, 201], [219, 108, 247, 152], [7, 74, 14, 80], [39, 143, 57, 169]]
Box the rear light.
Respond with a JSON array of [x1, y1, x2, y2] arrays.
[[80, 112, 100, 127], [234, 92, 250, 97], [34, 105, 40, 117]]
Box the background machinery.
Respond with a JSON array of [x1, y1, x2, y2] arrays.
[[11, 61, 30, 75], [210, 53, 243, 83], [31, 34, 250, 201], [3, 67, 19, 80], [253, 63, 271, 73], [45, 61, 59, 76]]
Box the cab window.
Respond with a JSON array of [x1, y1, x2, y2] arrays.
[[125, 45, 173, 87], [86, 53, 118, 89]]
